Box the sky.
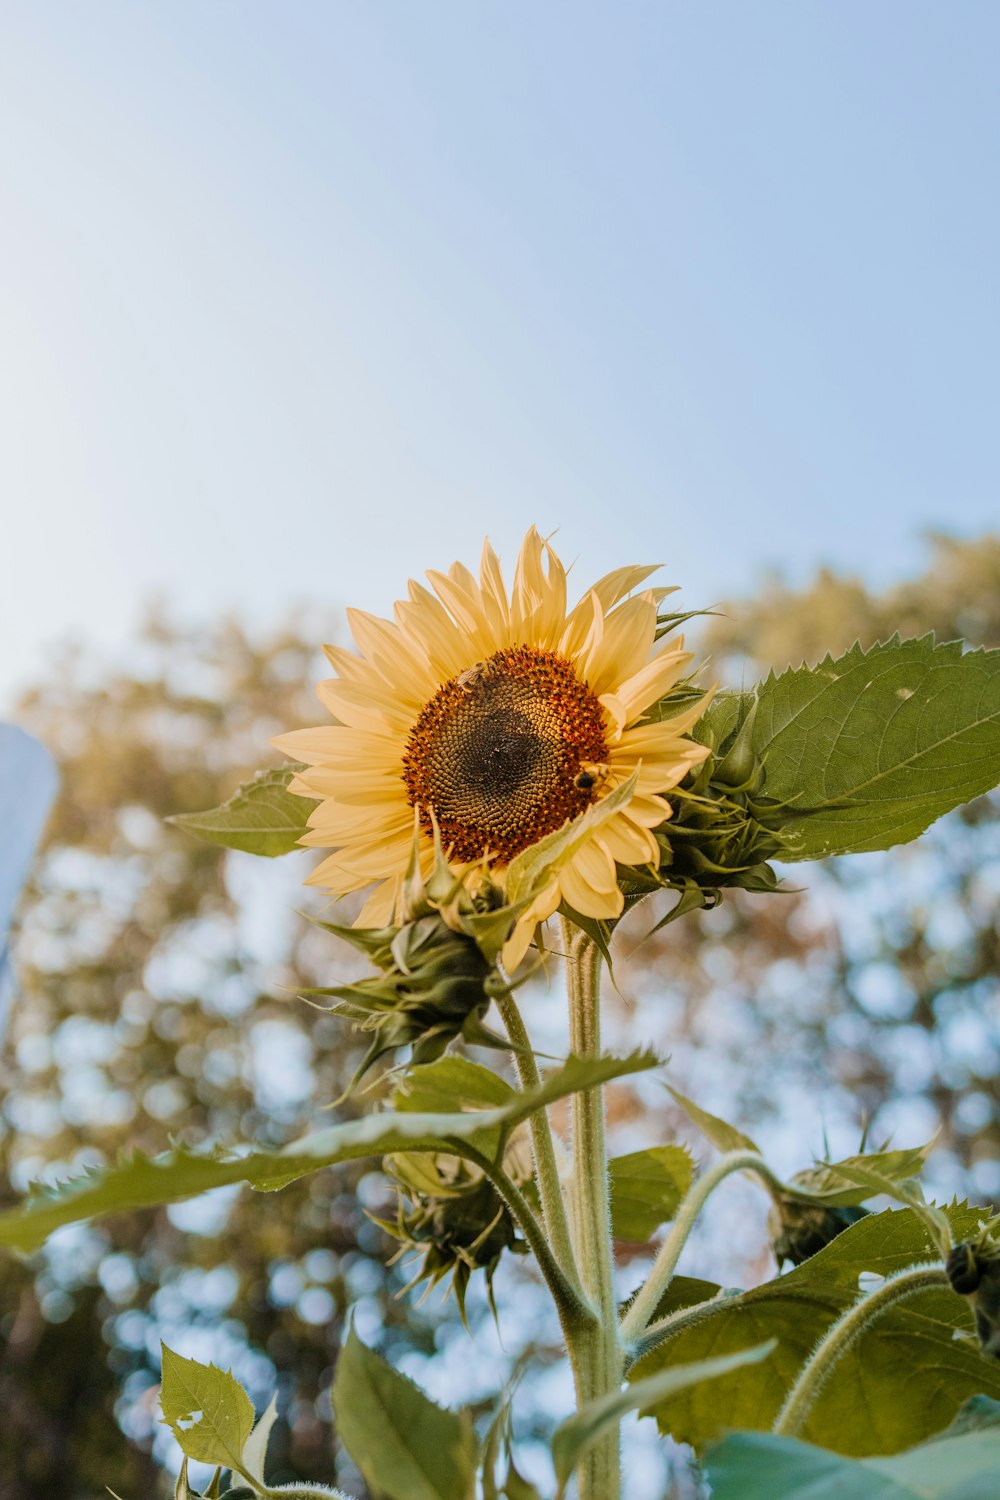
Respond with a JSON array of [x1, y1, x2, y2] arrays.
[[2, 2, 999, 709]]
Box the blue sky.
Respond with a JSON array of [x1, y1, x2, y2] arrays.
[[2, 3, 998, 707]]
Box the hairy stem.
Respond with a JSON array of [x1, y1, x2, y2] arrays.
[[626, 1289, 743, 1368], [496, 989, 582, 1299], [561, 917, 623, 1500], [773, 1263, 949, 1437], [620, 1151, 788, 1347], [255, 1487, 352, 1499]]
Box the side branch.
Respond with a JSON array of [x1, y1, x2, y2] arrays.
[[620, 1151, 789, 1346], [626, 1289, 742, 1368], [454, 1139, 594, 1325], [773, 1263, 949, 1437]]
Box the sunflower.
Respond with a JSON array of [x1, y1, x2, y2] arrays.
[[274, 528, 711, 967]]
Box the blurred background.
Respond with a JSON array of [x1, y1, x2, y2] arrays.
[[1, 4, 998, 1497]]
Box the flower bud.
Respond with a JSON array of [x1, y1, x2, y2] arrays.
[[305, 841, 521, 1093], [947, 1240, 1000, 1358], [376, 1150, 528, 1321], [768, 1196, 869, 1268]]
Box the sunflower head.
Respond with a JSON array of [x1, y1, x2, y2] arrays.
[[275, 527, 713, 967]]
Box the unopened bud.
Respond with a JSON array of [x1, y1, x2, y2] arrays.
[[769, 1197, 869, 1268], [947, 1240, 1000, 1358]]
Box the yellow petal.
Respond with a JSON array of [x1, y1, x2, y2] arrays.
[[479, 538, 511, 638], [579, 593, 658, 696], [347, 608, 438, 700], [596, 819, 658, 865], [395, 584, 471, 681], [271, 727, 344, 765], [356, 878, 400, 926], [569, 837, 618, 894], [559, 858, 624, 919], [589, 563, 663, 612], [304, 852, 369, 892], [501, 879, 560, 969], [317, 679, 415, 734], [614, 648, 694, 721], [322, 644, 373, 685]]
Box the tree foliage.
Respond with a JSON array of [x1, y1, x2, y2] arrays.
[[0, 610, 427, 1497], [3, 535, 1000, 1496]]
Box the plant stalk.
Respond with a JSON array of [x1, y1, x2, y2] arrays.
[[561, 918, 623, 1500], [496, 989, 582, 1300], [773, 1263, 949, 1437]]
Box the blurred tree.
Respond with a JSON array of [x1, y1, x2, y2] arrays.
[[0, 609, 450, 1498], [2, 534, 999, 1498], [614, 532, 1000, 1241]]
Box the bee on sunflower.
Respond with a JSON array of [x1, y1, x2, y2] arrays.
[[273, 527, 713, 968]]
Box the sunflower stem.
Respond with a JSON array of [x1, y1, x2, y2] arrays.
[[496, 989, 584, 1303], [561, 917, 623, 1500]]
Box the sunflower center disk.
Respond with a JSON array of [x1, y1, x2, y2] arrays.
[[402, 646, 609, 864]]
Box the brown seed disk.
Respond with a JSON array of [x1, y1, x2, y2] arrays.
[[402, 645, 609, 863]]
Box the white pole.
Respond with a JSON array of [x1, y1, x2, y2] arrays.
[[0, 723, 58, 1037]]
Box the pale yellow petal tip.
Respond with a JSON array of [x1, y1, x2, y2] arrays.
[[501, 922, 534, 972]]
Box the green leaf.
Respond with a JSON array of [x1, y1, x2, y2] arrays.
[[609, 1145, 693, 1241], [504, 1049, 659, 1124], [0, 1052, 657, 1253], [787, 1141, 936, 1208], [168, 764, 317, 857], [721, 635, 1000, 860], [241, 1392, 278, 1485], [631, 1206, 1000, 1456], [159, 1343, 255, 1473], [0, 1124, 483, 1253], [646, 1273, 726, 1323], [552, 1343, 775, 1497], [480, 1368, 544, 1500], [666, 1088, 761, 1156], [332, 1326, 478, 1500], [393, 1056, 517, 1113], [705, 1422, 1000, 1500]]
